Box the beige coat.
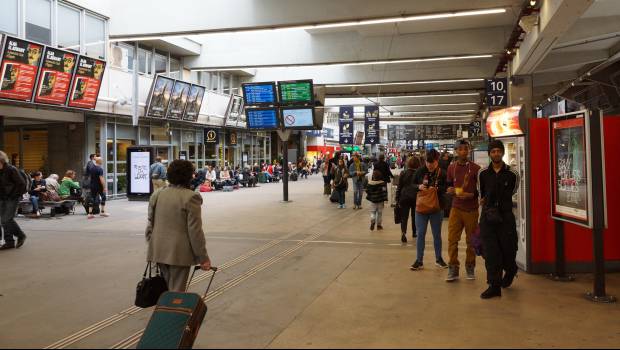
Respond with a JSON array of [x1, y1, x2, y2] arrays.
[[146, 186, 209, 266]]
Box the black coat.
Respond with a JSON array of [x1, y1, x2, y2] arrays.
[[373, 161, 394, 183], [0, 165, 26, 200]]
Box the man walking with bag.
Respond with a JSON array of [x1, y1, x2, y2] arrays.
[[445, 140, 481, 282], [478, 140, 520, 299], [0, 151, 27, 250], [150, 157, 168, 192]]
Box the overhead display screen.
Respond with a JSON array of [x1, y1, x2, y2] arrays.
[[278, 80, 313, 104], [280, 107, 314, 129], [166, 80, 191, 120], [34, 47, 77, 105], [242, 82, 276, 106], [0, 36, 44, 102], [67, 55, 106, 109], [246, 108, 280, 129]]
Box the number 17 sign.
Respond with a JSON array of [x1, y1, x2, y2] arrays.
[[485, 78, 508, 107]]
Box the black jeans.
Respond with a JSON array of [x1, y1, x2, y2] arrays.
[[480, 213, 518, 286], [400, 205, 417, 235], [0, 199, 25, 245]]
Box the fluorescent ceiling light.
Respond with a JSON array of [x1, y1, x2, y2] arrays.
[[374, 93, 480, 99], [326, 102, 478, 108], [326, 78, 485, 87], [193, 55, 493, 71], [109, 8, 506, 42]]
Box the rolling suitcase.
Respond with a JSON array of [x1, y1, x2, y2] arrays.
[[137, 267, 218, 349]]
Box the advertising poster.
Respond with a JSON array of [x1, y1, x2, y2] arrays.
[[228, 131, 238, 146], [0, 36, 43, 101], [146, 75, 175, 118], [167, 80, 191, 120], [34, 47, 76, 105], [129, 151, 151, 194], [486, 105, 524, 137], [225, 95, 244, 126], [183, 84, 206, 122], [339, 106, 353, 144], [551, 113, 590, 225], [204, 128, 219, 145], [67, 55, 106, 109], [364, 105, 380, 144]]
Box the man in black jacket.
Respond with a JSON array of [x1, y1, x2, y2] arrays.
[[0, 151, 27, 250], [477, 140, 520, 299], [373, 153, 394, 184]]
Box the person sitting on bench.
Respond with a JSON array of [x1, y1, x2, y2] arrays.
[[29, 172, 47, 218], [59, 170, 82, 200]]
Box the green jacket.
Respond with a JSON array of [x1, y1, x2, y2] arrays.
[[59, 177, 81, 197]]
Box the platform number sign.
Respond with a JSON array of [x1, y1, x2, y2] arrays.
[[485, 78, 508, 107]]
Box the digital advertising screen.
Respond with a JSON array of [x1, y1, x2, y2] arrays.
[[280, 107, 314, 129], [167, 80, 191, 120], [127, 149, 153, 196], [551, 112, 590, 226], [246, 108, 280, 130], [183, 84, 206, 122], [0, 36, 44, 102], [67, 55, 106, 109], [486, 105, 524, 137], [278, 80, 313, 104], [242, 82, 276, 106], [146, 75, 175, 118], [33, 47, 77, 105]]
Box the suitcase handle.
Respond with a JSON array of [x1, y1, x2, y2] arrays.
[[188, 266, 218, 298]]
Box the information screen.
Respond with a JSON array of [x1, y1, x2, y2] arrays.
[[129, 151, 151, 194], [280, 107, 314, 129], [34, 47, 77, 105], [242, 82, 276, 105], [278, 80, 313, 104], [0, 36, 44, 102], [246, 108, 280, 129]]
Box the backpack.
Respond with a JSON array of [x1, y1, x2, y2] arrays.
[[13, 166, 31, 196]]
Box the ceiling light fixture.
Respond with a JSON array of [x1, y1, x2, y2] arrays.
[[326, 102, 478, 108], [326, 78, 485, 88], [110, 8, 507, 42]]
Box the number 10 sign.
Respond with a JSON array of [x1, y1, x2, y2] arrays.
[[485, 78, 508, 107]]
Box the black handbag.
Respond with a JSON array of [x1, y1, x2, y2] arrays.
[[135, 262, 168, 308]]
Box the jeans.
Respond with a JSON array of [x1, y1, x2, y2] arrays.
[[336, 189, 346, 205], [30, 195, 40, 213], [91, 190, 106, 207], [352, 180, 363, 207], [369, 202, 384, 225], [415, 211, 444, 263], [0, 199, 25, 245]]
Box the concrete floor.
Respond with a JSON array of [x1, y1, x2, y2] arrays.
[[0, 175, 618, 349]]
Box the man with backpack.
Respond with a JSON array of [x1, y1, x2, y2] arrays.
[[0, 151, 27, 250]]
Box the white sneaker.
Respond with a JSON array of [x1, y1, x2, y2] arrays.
[[100, 212, 110, 217]]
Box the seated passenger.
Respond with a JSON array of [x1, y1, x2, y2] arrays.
[[205, 166, 217, 186], [59, 170, 82, 200], [29, 172, 47, 218], [220, 166, 233, 186], [46, 174, 60, 193]]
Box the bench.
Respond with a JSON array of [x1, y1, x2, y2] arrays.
[[19, 200, 77, 217]]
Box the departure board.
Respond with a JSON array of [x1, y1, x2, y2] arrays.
[[242, 82, 276, 106], [246, 108, 280, 129], [278, 80, 313, 104]]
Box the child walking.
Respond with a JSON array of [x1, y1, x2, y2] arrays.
[[366, 170, 389, 231]]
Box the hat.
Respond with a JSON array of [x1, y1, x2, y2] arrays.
[[488, 139, 505, 155]]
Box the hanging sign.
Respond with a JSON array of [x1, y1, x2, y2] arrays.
[[339, 106, 354, 144], [33, 47, 77, 105], [364, 105, 380, 144], [204, 128, 219, 144], [66, 55, 106, 109], [0, 36, 44, 102], [485, 78, 508, 107]]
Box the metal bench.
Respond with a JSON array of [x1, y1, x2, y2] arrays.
[[19, 199, 77, 217]]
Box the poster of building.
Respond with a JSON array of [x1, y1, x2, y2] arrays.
[[146, 75, 175, 118], [184, 84, 205, 122], [364, 105, 380, 144], [551, 112, 590, 226], [0, 36, 43, 102], [67, 55, 106, 109], [167, 80, 191, 120], [339, 106, 353, 144], [34, 47, 76, 105]]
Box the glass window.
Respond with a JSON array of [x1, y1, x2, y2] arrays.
[[154, 53, 167, 76], [211, 73, 219, 91], [26, 0, 52, 44], [223, 73, 230, 94], [110, 43, 134, 71], [85, 14, 105, 59], [138, 48, 152, 75], [0, 0, 18, 35], [170, 58, 180, 79], [58, 4, 80, 52]]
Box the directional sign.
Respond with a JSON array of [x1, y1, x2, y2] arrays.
[[485, 78, 508, 107], [339, 106, 354, 144], [364, 105, 380, 145]]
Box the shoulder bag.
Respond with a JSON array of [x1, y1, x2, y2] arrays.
[[135, 262, 168, 308], [416, 169, 441, 214]]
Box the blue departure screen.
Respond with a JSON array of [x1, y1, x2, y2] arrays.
[[246, 108, 279, 129], [243, 83, 276, 105]]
